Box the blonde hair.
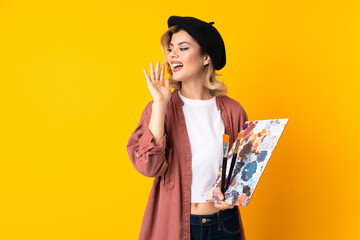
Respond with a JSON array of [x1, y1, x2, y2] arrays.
[[160, 25, 228, 97]]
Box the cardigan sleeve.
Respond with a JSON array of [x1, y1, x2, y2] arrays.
[[240, 105, 248, 130], [126, 101, 168, 178]]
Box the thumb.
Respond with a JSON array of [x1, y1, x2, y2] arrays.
[[215, 187, 224, 201]]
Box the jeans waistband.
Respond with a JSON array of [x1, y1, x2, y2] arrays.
[[190, 206, 238, 226]]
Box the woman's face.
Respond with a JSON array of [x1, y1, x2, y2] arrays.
[[167, 29, 210, 82]]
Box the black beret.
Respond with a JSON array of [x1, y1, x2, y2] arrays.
[[167, 16, 226, 70]]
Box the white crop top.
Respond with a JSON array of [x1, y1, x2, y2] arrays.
[[178, 91, 225, 203]]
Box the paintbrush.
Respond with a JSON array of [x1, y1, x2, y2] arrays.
[[221, 134, 230, 195], [224, 133, 242, 191]]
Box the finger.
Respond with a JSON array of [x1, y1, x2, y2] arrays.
[[150, 63, 155, 81], [214, 200, 223, 209], [160, 63, 164, 86], [221, 201, 234, 208], [143, 69, 151, 87], [154, 61, 160, 87], [214, 187, 224, 201], [214, 201, 228, 210], [143, 69, 150, 83], [215, 200, 234, 210], [144, 69, 154, 91], [221, 199, 234, 209], [155, 60, 160, 81]]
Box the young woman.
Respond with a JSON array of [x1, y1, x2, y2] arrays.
[[127, 16, 248, 240]]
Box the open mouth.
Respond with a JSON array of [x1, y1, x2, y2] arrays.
[[172, 64, 183, 72]]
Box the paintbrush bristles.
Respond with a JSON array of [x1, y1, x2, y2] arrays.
[[235, 137, 241, 149], [238, 133, 242, 139], [223, 134, 229, 143]]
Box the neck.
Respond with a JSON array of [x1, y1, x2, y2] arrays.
[[179, 76, 213, 100], [179, 82, 213, 100]]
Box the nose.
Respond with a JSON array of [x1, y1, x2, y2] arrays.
[[169, 48, 179, 58]]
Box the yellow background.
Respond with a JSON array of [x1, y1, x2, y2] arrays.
[[0, 1, 359, 239]]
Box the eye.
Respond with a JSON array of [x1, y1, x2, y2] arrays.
[[167, 48, 188, 52]]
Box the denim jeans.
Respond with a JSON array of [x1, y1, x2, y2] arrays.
[[190, 206, 241, 240]]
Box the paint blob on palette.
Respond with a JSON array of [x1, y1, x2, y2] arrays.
[[206, 118, 289, 206]]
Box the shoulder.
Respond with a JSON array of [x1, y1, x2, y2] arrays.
[[219, 94, 249, 130], [219, 94, 246, 115]]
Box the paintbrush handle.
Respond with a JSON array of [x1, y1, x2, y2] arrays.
[[225, 153, 237, 191], [221, 157, 227, 194]]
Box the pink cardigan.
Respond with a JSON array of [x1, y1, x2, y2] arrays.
[[127, 89, 248, 240]]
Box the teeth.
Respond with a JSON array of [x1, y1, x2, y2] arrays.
[[172, 63, 183, 68]]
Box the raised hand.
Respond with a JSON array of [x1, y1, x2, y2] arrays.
[[143, 60, 171, 105]]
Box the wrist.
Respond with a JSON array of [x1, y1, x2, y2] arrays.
[[152, 101, 167, 109]]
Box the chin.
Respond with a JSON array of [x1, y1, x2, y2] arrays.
[[172, 74, 183, 82]]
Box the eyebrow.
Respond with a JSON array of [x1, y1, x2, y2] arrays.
[[169, 42, 192, 46]]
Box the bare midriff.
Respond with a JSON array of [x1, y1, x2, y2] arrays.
[[190, 202, 220, 215]]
